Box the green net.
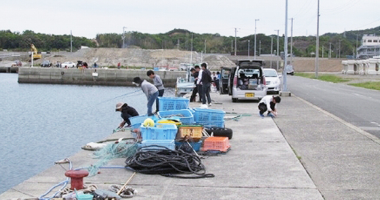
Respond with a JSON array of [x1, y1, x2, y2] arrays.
[[87, 140, 138, 176]]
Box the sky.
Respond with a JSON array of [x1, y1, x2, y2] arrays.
[[2, 0, 380, 39]]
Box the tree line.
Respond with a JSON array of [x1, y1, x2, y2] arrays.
[[1, 27, 380, 58]]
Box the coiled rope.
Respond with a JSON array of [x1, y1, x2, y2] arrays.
[[125, 145, 214, 179]]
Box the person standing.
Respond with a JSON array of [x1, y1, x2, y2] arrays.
[[190, 68, 199, 102], [215, 71, 220, 92], [198, 63, 212, 107], [258, 95, 281, 118], [147, 70, 164, 112], [194, 65, 202, 102], [115, 102, 139, 128], [117, 62, 121, 69], [133, 77, 158, 116]]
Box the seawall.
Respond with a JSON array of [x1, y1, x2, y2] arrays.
[[18, 67, 186, 87]]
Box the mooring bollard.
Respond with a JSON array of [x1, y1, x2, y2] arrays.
[[65, 170, 89, 190]]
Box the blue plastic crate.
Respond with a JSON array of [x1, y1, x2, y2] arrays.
[[140, 124, 178, 140], [195, 120, 225, 128], [139, 140, 175, 150], [175, 140, 202, 152], [158, 109, 194, 125], [193, 108, 225, 122], [130, 115, 149, 129], [158, 97, 189, 111]]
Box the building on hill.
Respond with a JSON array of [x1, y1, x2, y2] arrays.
[[356, 34, 380, 59]]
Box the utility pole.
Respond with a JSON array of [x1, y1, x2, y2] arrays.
[[322, 46, 324, 58], [290, 18, 294, 66], [70, 30, 72, 53], [339, 39, 342, 58], [204, 39, 207, 54], [315, 0, 320, 78], [283, 0, 289, 92], [270, 36, 273, 68], [259, 40, 261, 56], [235, 28, 238, 56], [275, 29, 280, 71], [231, 40, 233, 54], [177, 39, 180, 50], [248, 40, 250, 58], [329, 42, 332, 58], [355, 34, 358, 58], [122, 26, 127, 48], [254, 19, 259, 59]]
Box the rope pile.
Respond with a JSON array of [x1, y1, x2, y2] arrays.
[[125, 145, 214, 179]]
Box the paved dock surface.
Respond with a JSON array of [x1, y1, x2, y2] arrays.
[[1, 91, 379, 199]]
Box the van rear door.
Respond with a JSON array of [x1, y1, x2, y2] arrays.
[[228, 67, 236, 95], [220, 67, 231, 94]]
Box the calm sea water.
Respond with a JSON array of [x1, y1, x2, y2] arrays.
[[0, 74, 174, 194]]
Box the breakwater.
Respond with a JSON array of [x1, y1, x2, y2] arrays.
[[18, 67, 186, 87]]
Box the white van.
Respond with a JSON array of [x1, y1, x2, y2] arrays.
[[228, 60, 267, 102]]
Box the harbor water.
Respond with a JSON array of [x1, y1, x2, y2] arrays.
[[0, 74, 173, 194]]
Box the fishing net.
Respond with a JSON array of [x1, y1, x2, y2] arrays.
[[87, 139, 138, 176]]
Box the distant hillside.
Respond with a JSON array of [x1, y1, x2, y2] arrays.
[[1, 27, 380, 58]]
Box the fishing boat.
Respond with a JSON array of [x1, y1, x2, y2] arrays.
[[175, 65, 195, 97]]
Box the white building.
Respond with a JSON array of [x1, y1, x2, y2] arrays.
[[356, 34, 380, 59]]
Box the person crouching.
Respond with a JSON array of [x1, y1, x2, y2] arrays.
[[258, 95, 281, 118], [116, 102, 139, 128]]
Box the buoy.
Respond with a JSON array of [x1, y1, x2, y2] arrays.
[[143, 118, 155, 127]]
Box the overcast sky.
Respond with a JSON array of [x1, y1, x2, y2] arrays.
[[2, 0, 379, 39]]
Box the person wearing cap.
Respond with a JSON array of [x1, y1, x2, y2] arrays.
[[115, 102, 139, 128], [258, 95, 281, 118], [133, 76, 158, 116], [147, 70, 164, 112]]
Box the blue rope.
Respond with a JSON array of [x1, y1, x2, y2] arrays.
[[39, 160, 73, 200]]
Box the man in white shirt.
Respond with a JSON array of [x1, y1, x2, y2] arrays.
[[258, 95, 281, 118]]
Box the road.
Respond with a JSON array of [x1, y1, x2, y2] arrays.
[[285, 75, 380, 138]]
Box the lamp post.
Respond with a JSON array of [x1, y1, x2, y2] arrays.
[[122, 26, 127, 48], [270, 36, 273, 68], [275, 29, 280, 71], [248, 40, 250, 58], [254, 19, 259, 59]]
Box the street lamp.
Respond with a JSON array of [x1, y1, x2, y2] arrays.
[[248, 40, 250, 58], [122, 26, 127, 48], [254, 19, 259, 59], [274, 29, 280, 71]]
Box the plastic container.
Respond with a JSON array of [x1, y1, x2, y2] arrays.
[[140, 124, 178, 140], [175, 140, 202, 151], [139, 140, 175, 150], [193, 108, 225, 122], [158, 109, 194, 125], [158, 97, 189, 111], [177, 125, 203, 141], [202, 137, 230, 152], [130, 115, 149, 129]]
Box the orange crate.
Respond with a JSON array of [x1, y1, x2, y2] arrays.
[[177, 125, 203, 141], [202, 137, 230, 152]]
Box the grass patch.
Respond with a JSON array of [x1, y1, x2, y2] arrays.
[[349, 81, 380, 91], [295, 72, 351, 83]]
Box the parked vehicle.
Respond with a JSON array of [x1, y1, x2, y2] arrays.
[[41, 60, 50, 67], [228, 60, 267, 102], [263, 68, 281, 94], [285, 65, 295, 75], [61, 61, 76, 68], [11, 60, 22, 67]]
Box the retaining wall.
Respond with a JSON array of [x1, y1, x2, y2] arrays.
[[18, 68, 185, 87]]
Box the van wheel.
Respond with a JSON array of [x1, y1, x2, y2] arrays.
[[232, 98, 238, 102], [205, 127, 233, 139]]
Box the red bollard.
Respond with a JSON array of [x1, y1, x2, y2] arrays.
[[64, 170, 89, 190]]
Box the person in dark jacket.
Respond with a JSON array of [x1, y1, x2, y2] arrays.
[[190, 68, 200, 102], [198, 63, 212, 106], [115, 102, 139, 128]]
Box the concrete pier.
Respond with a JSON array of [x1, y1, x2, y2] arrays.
[[17, 67, 186, 87], [0, 66, 19, 73]]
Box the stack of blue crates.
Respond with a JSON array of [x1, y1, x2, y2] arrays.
[[158, 97, 189, 111], [139, 124, 178, 150], [193, 108, 225, 128]]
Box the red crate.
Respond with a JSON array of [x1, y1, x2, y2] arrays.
[[202, 137, 230, 152]]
